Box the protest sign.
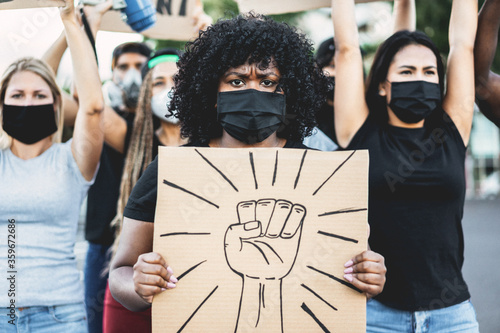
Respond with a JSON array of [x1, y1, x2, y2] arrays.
[[0, 0, 65, 10], [235, 0, 393, 15], [153, 147, 369, 332], [99, 0, 197, 41]]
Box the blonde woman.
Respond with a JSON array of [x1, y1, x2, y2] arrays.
[[0, 1, 103, 332]]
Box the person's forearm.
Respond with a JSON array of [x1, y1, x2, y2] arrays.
[[332, 0, 360, 53], [109, 266, 152, 312], [392, 0, 415, 33], [449, 0, 477, 52], [42, 31, 67, 75], [475, 0, 500, 88], [62, 16, 103, 113]]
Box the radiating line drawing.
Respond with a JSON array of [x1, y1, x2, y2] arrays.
[[317, 231, 359, 244], [195, 149, 239, 192], [307, 265, 362, 293], [301, 302, 331, 333], [312, 150, 357, 196], [177, 285, 219, 332], [272, 151, 279, 186], [318, 207, 367, 217], [225, 199, 306, 332], [293, 150, 308, 189], [249, 152, 258, 189], [163, 179, 220, 208], [301, 284, 338, 311], [160, 232, 211, 237], [177, 260, 207, 281]]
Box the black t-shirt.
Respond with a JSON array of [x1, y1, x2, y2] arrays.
[[85, 110, 135, 245], [316, 102, 337, 143], [344, 109, 470, 311], [123, 140, 309, 223]]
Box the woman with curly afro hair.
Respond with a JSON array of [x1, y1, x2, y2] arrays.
[[109, 13, 386, 317], [173, 12, 327, 145]]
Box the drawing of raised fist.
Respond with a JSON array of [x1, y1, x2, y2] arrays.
[[224, 199, 306, 279]]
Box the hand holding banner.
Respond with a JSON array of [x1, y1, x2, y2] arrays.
[[235, 0, 394, 15], [0, 0, 65, 10], [99, 0, 198, 41]]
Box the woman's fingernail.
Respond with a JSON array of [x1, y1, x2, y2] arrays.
[[170, 275, 178, 283], [167, 282, 176, 289], [167, 266, 174, 275], [161, 288, 167, 291], [344, 260, 354, 267], [344, 274, 353, 282], [344, 267, 353, 274]]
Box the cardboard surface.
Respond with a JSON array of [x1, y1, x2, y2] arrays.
[[235, 0, 393, 15], [153, 147, 369, 332], [99, 0, 197, 41], [0, 0, 65, 10]]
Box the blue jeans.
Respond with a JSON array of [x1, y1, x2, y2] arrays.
[[367, 298, 480, 333], [0, 302, 88, 333], [84, 242, 111, 333]]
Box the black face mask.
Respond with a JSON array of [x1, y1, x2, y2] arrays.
[[2, 104, 58, 144], [388, 80, 441, 124], [217, 89, 286, 144]]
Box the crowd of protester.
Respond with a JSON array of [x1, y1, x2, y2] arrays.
[[2, 0, 500, 332]]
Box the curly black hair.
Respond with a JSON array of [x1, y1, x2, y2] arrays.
[[170, 13, 329, 144]]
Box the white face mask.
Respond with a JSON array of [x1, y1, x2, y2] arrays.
[[107, 69, 142, 110], [151, 89, 179, 124]]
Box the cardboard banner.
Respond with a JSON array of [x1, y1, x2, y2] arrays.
[[0, 0, 65, 10], [235, 0, 393, 15], [99, 0, 197, 41], [153, 147, 369, 332]]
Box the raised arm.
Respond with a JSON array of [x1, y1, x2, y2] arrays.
[[474, 0, 500, 127], [331, 0, 369, 148], [392, 0, 415, 32], [442, 0, 478, 145], [60, 0, 104, 181]]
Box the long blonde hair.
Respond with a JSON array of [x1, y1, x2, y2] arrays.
[[0, 57, 63, 149]]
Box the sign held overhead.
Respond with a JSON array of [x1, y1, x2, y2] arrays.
[[99, 0, 197, 41], [235, 0, 394, 15], [0, 0, 65, 10]]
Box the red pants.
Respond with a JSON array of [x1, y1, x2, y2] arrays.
[[103, 282, 152, 333]]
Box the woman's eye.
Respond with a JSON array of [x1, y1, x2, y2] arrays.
[[400, 70, 412, 75], [10, 94, 22, 99], [425, 70, 436, 76], [230, 79, 244, 87], [153, 81, 165, 87], [36, 94, 48, 99], [262, 80, 276, 87]]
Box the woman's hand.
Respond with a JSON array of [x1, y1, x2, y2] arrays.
[[60, 0, 76, 22], [193, 0, 213, 32], [343, 250, 386, 299], [81, 0, 113, 36], [133, 252, 178, 304]]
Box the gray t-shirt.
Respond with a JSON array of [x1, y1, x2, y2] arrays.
[[0, 140, 94, 307]]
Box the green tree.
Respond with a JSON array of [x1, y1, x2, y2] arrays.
[[416, 0, 500, 72]]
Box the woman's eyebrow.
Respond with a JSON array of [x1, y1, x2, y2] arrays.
[[223, 71, 248, 78]]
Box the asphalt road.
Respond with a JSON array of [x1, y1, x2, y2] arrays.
[[462, 199, 500, 333]]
